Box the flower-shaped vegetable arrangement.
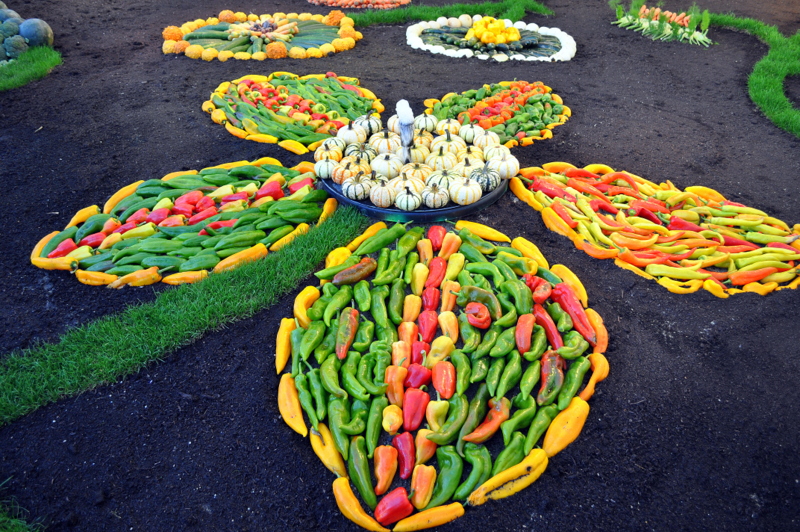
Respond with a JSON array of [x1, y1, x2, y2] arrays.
[[31, 158, 338, 287], [307, 0, 411, 9], [277, 221, 610, 530], [424, 80, 570, 147], [203, 72, 384, 154], [313, 114, 521, 216], [407, 14, 576, 62], [162, 9, 361, 61], [509, 162, 800, 297]]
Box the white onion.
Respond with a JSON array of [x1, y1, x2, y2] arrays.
[[458, 14, 473, 27], [447, 17, 460, 27]]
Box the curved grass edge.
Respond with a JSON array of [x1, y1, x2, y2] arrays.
[[350, 0, 553, 27], [0, 206, 369, 426], [0, 47, 62, 92]]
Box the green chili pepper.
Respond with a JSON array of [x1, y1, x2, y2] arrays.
[[370, 285, 391, 329], [557, 330, 591, 360], [486, 356, 506, 397], [500, 395, 537, 445], [374, 248, 391, 279], [456, 383, 490, 456], [328, 395, 350, 457], [518, 360, 541, 402], [492, 258, 517, 284], [465, 262, 505, 288], [546, 301, 573, 333], [307, 294, 332, 322], [494, 292, 518, 328], [495, 350, 523, 400], [323, 285, 353, 327], [524, 404, 559, 454], [376, 324, 398, 344], [489, 327, 516, 358], [425, 446, 463, 509], [469, 358, 489, 384], [458, 242, 488, 264], [294, 372, 319, 431], [314, 326, 337, 365], [457, 269, 475, 287], [290, 327, 305, 377], [491, 431, 526, 476], [472, 273, 492, 292], [353, 280, 371, 313], [557, 356, 592, 410], [352, 320, 374, 352], [537, 266, 563, 286], [357, 353, 387, 396], [500, 280, 533, 315], [457, 312, 481, 353], [451, 351, 471, 396], [340, 398, 369, 435], [348, 435, 377, 509], [403, 251, 419, 284], [396, 226, 424, 258], [299, 320, 327, 361], [369, 341, 391, 354], [341, 351, 370, 402], [537, 352, 565, 406], [452, 443, 492, 501], [374, 250, 406, 286], [496, 251, 534, 276], [388, 278, 405, 326], [471, 325, 501, 360], [426, 394, 469, 445], [458, 228, 496, 255], [315, 254, 360, 280], [306, 367, 328, 422], [456, 285, 503, 319], [366, 395, 389, 459], [372, 350, 392, 387], [322, 283, 340, 298], [524, 325, 547, 361], [354, 222, 407, 255], [494, 245, 522, 257], [320, 356, 347, 398]]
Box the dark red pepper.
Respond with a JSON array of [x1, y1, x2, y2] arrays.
[[187, 206, 219, 225], [392, 432, 415, 480], [465, 302, 491, 329], [78, 232, 106, 248], [174, 190, 203, 207], [288, 177, 314, 194], [537, 350, 566, 406], [431, 361, 456, 400], [220, 192, 250, 205], [47, 238, 78, 258], [425, 257, 447, 289], [411, 340, 430, 366], [515, 313, 536, 354], [126, 208, 151, 225], [144, 207, 171, 225], [403, 388, 430, 431], [332, 257, 378, 286], [170, 204, 194, 218], [194, 195, 216, 212], [721, 234, 759, 248], [404, 363, 432, 389], [529, 178, 577, 202], [112, 221, 137, 234], [427, 225, 447, 252], [522, 275, 552, 304], [631, 205, 663, 225], [667, 216, 704, 233], [550, 283, 597, 347], [374, 487, 414, 526], [417, 310, 438, 343], [199, 219, 236, 235], [534, 303, 563, 350], [421, 287, 440, 311], [335, 307, 359, 360], [255, 180, 285, 201]]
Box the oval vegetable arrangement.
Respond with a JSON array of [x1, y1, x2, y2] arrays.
[[407, 14, 576, 62], [509, 162, 800, 297], [276, 220, 610, 530], [424, 80, 570, 147], [30, 157, 338, 287], [162, 9, 361, 60], [204, 72, 384, 154], [314, 113, 520, 216]]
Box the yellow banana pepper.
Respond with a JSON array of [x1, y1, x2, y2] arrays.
[[332, 477, 389, 532], [467, 449, 548, 506], [294, 286, 320, 330], [542, 397, 590, 457], [310, 422, 348, 478], [278, 373, 307, 437], [453, 220, 510, 243], [275, 317, 297, 374]]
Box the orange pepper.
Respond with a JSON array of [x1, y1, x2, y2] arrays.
[[75, 269, 118, 286], [161, 270, 208, 285], [398, 323, 418, 347], [385, 366, 408, 407], [214, 243, 268, 272], [294, 285, 320, 329], [107, 266, 161, 289], [417, 238, 434, 266], [403, 294, 422, 323], [440, 280, 460, 313], [410, 464, 437, 510], [438, 232, 462, 260], [578, 353, 609, 402], [373, 445, 398, 496]]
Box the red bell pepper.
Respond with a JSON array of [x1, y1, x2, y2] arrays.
[[421, 287, 440, 311], [199, 219, 236, 235], [127, 208, 151, 225], [374, 487, 414, 526], [515, 313, 536, 354], [255, 180, 285, 201], [219, 192, 250, 205], [47, 238, 78, 258], [174, 190, 203, 207], [427, 225, 447, 252], [78, 232, 107, 248], [194, 195, 216, 212], [523, 274, 552, 304], [392, 432, 415, 480], [425, 257, 447, 289], [417, 310, 438, 343], [288, 178, 314, 194], [170, 204, 194, 218], [411, 340, 430, 366], [187, 206, 218, 225], [112, 221, 137, 234], [550, 283, 597, 347], [534, 303, 563, 350], [373, 445, 398, 496], [403, 388, 430, 432], [158, 215, 186, 227], [144, 208, 171, 225], [404, 363, 432, 389], [465, 302, 491, 329], [461, 397, 511, 443], [431, 361, 456, 400], [335, 307, 359, 360]]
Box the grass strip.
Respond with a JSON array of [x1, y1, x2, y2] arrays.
[[0, 480, 41, 532], [0, 47, 62, 92], [350, 0, 553, 27], [0, 206, 369, 425]]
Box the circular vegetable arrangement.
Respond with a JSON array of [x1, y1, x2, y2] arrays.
[[203, 72, 384, 154], [509, 162, 800, 296], [313, 114, 521, 220], [30, 158, 338, 287], [162, 9, 361, 61], [277, 221, 610, 530], [307, 0, 411, 9], [0, 5, 54, 66], [407, 15, 576, 62], [424, 80, 570, 147]]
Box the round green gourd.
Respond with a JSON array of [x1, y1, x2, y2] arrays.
[[19, 19, 53, 47]]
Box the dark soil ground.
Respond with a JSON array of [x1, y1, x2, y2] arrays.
[[2, 0, 800, 530]]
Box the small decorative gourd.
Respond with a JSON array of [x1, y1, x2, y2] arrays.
[[336, 123, 368, 145], [369, 179, 397, 208], [399, 162, 433, 182], [449, 177, 483, 206], [371, 154, 405, 179], [320, 136, 347, 151], [413, 113, 439, 133], [456, 145, 485, 162], [413, 130, 434, 148], [369, 130, 402, 155], [397, 144, 431, 165], [434, 118, 461, 136], [314, 158, 339, 180], [472, 130, 501, 149], [353, 114, 382, 136], [395, 187, 423, 212], [314, 144, 343, 162], [430, 130, 467, 156], [386, 114, 401, 134], [331, 162, 359, 185], [452, 156, 480, 178], [483, 144, 511, 161], [470, 166, 502, 192], [338, 155, 372, 174], [486, 153, 521, 180], [344, 142, 378, 162], [458, 123, 485, 144], [389, 173, 426, 194], [342, 172, 374, 201], [421, 183, 450, 209], [425, 169, 459, 190], [425, 146, 458, 172]]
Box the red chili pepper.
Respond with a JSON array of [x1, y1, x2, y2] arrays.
[[465, 302, 491, 329], [421, 287, 440, 311], [600, 171, 640, 193], [392, 432, 415, 480], [589, 198, 618, 214], [397, 322, 418, 347], [126, 208, 151, 225], [529, 178, 577, 202], [767, 242, 797, 251], [101, 218, 121, 234], [717, 245, 759, 254], [194, 195, 216, 212], [721, 234, 759, 248], [534, 303, 563, 350], [411, 341, 430, 366], [417, 310, 439, 343], [550, 283, 597, 347], [78, 232, 107, 248], [461, 397, 511, 443], [617, 249, 670, 267], [335, 307, 359, 360], [515, 313, 536, 354], [729, 267, 780, 286], [403, 363, 432, 389], [47, 238, 78, 258], [550, 202, 578, 229], [523, 275, 552, 304], [170, 204, 194, 218], [219, 192, 250, 205], [431, 361, 456, 399], [538, 350, 567, 405], [112, 221, 137, 234], [199, 219, 236, 235], [158, 215, 186, 227], [427, 225, 447, 252], [288, 177, 314, 194], [631, 206, 663, 225], [187, 206, 218, 225], [595, 184, 640, 198], [425, 257, 447, 289], [403, 388, 430, 432], [667, 216, 704, 233], [374, 487, 414, 526], [563, 168, 601, 180], [144, 207, 171, 225], [175, 190, 204, 207], [566, 178, 608, 201]]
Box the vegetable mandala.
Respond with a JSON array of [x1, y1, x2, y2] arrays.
[[276, 221, 610, 530], [161, 9, 362, 61], [610, 2, 713, 46], [204, 72, 384, 153], [510, 162, 800, 297], [30, 158, 338, 287]]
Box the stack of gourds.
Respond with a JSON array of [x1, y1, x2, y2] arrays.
[[277, 220, 610, 530]]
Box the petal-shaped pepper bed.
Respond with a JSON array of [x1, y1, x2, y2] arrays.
[[204, 72, 384, 153], [509, 162, 800, 297], [30, 157, 339, 287], [276, 221, 610, 530]]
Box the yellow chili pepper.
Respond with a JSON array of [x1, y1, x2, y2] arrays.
[[31, 256, 79, 271], [550, 264, 588, 307], [347, 222, 388, 252], [741, 281, 778, 296], [65, 205, 101, 229], [442, 252, 465, 285], [278, 373, 307, 437], [423, 336, 455, 369], [685, 185, 726, 203], [161, 270, 208, 285], [703, 278, 729, 298], [107, 266, 162, 289], [438, 233, 463, 260], [542, 397, 590, 457], [30, 231, 58, 262], [583, 163, 615, 175], [511, 237, 549, 269], [332, 477, 389, 532], [453, 220, 510, 243], [294, 286, 320, 330], [657, 277, 703, 294], [437, 311, 459, 344], [440, 280, 460, 313], [225, 122, 248, 139], [121, 222, 157, 240], [541, 207, 582, 244], [103, 181, 144, 214], [613, 259, 656, 280], [318, 197, 338, 224], [417, 238, 434, 266], [394, 502, 464, 531], [162, 169, 198, 180], [403, 294, 422, 323], [214, 243, 269, 273], [410, 263, 429, 296], [270, 223, 309, 252], [75, 269, 118, 286], [325, 247, 352, 269], [98, 232, 122, 250], [509, 176, 543, 211], [310, 422, 348, 478], [275, 317, 297, 374], [467, 449, 548, 506], [410, 464, 437, 510], [66, 245, 93, 261], [578, 353, 609, 402], [382, 404, 403, 435]]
